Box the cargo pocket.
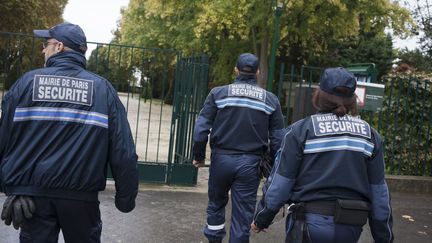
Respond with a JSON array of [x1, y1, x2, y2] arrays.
[[334, 199, 370, 226]]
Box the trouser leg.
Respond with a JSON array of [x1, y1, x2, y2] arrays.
[[204, 153, 234, 242], [286, 213, 362, 243], [55, 198, 102, 243], [229, 154, 260, 243], [19, 197, 60, 243]]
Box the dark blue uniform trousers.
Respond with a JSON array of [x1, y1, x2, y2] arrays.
[[285, 213, 363, 243], [20, 197, 102, 243], [204, 153, 261, 243]]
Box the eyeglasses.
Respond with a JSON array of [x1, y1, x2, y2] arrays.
[[41, 41, 59, 49]]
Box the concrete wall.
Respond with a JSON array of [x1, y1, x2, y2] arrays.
[[386, 175, 432, 195]]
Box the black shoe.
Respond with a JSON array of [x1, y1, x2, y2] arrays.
[[209, 240, 222, 243]]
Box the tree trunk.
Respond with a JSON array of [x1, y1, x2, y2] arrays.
[[257, 31, 269, 88]]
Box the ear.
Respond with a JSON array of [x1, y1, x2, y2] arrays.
[[234, 67, 239, 75], [57, 42, 64, 52]]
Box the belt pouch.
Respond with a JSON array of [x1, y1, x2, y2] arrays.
[[334, 199, 370, 226]]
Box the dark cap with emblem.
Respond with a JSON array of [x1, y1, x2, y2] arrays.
[[34, 23, 88, 54], [319, 67, 357, 97], [236, 53, 259, 74]]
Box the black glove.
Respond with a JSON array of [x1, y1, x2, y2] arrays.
[[1, 195, 36, 229], [115, 195, 136, 213], [258, 152, 274, 178], [1, 195, 16, 226]]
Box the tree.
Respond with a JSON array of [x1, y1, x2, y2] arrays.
[[278, 1, 412, 74], [113, 0, 196, 102], [87, 44, 135, 92], [87, 42, 177, 102], [0, 0, 67, 33], [193, 0, 274, 86], [391, 1, 432, 75], [396, 48, 432, 72], [118, 0, 273, 86], [117, 0, 414, 87], [118, 0, 200, 51], [315, 32, 395, 80], [411, 0, 432, 57], [0, 0, 67, 88]]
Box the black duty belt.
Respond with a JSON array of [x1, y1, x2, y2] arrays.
[[297, 201, 336, 216], [289, 200, 371, 227]]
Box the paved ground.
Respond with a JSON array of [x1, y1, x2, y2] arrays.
[[1, 179, 431, 243]]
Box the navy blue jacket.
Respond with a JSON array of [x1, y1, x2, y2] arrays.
[[254, 113, 393, 243], [193, 75, 284, 160], [0, 51, 138, 212]]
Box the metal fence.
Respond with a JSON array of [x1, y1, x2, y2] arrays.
[[275, 64, 432, 176], [1, 32, 45, 99], [0, 32, 209, 185], [379, 76, 431, 176]]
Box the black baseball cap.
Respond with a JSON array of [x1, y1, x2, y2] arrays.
[[319, 67, 357, 97], [34, 23, 88, 54], [236, 53, 259, 74]]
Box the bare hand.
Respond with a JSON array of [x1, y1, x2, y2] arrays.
[[251, 222, 267, 233], [192, 160, 205, 168]]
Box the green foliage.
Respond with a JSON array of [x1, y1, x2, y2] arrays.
[[0, 34, 46, 89], [118, 0, 413, 87], [315, 33, 394, 79], [119, 0, 200, 51], [378, 75, 432, 175], [118, 0, 273, 86], [407, 0, 432, 57], [87, 44, 135, 89], [279, 0, 359, 65], [0, 0, 67, 88], [0, 0, 67, 33], [280, 0, 413, 80], [193, 0, 274, 85], [140, 81, 153, 100], [86, 43, 177, 104], [396, 48, 432, 72]]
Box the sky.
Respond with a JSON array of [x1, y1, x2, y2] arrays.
[[393, 36, 419, 50], [63, 0, 130, 55], [63, 0, 420, 55]]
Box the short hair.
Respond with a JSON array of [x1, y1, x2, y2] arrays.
[[312, 87, 358, 117]]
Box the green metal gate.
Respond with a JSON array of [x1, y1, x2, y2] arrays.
[[167, 55, 209, 185], [0, 32, 209, 185]]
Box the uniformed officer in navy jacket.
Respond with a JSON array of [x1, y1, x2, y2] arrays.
[[192, 53, 285, 243], [252, 67, 393, 243], [0, 23, 138, 243]]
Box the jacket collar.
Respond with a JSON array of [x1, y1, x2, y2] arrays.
[[45, 51, 87, 69], [233, 74, 257, 85]]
